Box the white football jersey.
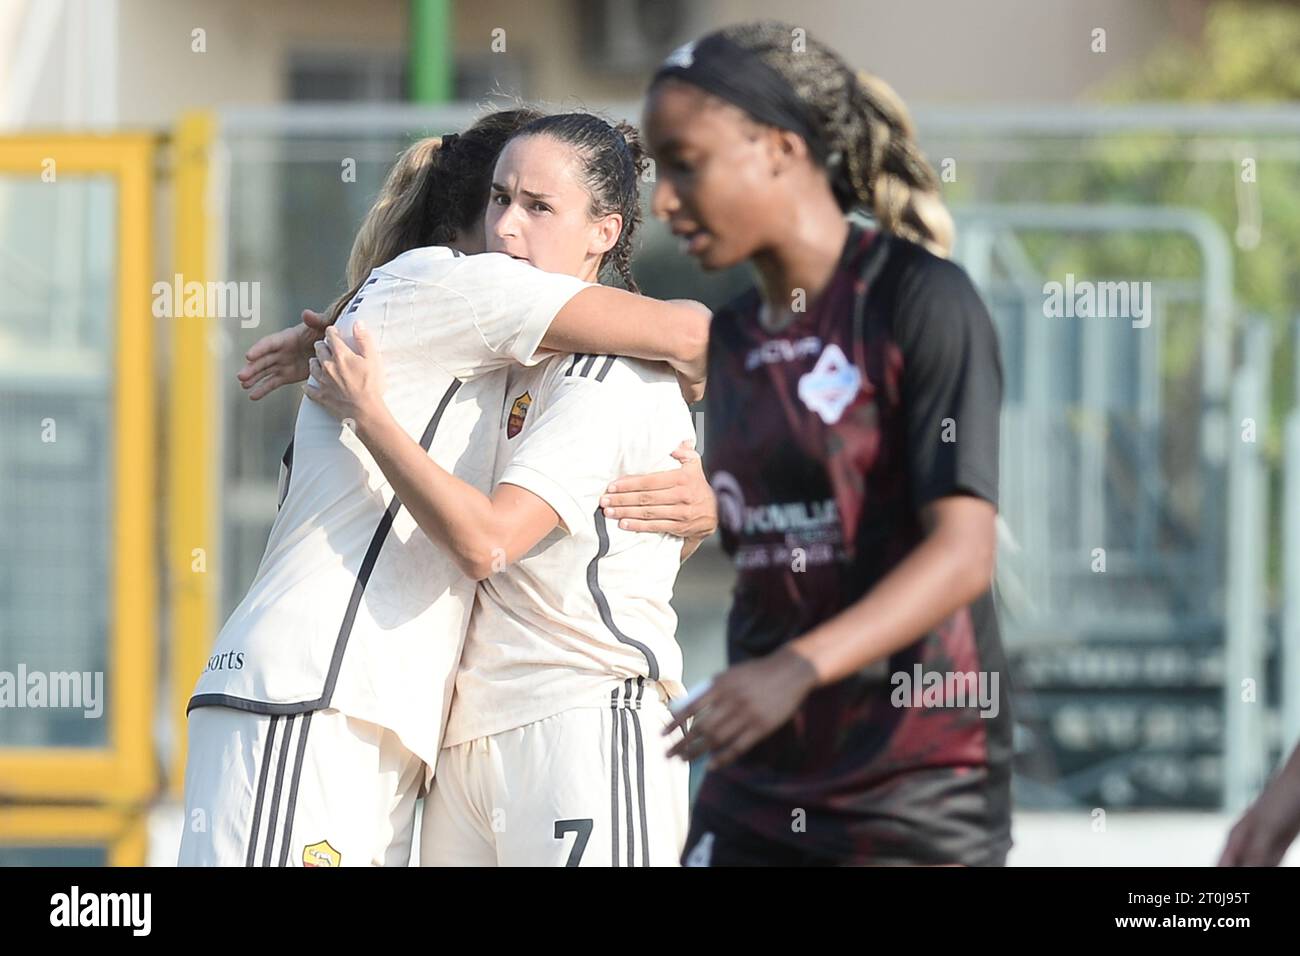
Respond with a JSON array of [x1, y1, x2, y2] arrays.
[[189, 247, 592, 777], [443, 352, 694, 747]]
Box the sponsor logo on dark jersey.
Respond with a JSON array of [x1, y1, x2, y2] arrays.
[[744, 336, 822, 371], [797, 343, 862, 424], [710, 471, 840, 537]]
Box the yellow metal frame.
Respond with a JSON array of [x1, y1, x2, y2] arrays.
[[168, 112, 219, 798], [0, 135, 158, 803], [0, 806, 148, 867]]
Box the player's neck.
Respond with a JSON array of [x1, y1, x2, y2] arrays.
[[753, 209, 849, 320]]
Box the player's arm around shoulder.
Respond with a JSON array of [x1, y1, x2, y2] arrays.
[[593, 360, 716, 558], [492, 355, 670, 559]]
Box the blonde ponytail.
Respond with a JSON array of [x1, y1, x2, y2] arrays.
[[850, 71, 954, 259], [325, 136, 448, 324]]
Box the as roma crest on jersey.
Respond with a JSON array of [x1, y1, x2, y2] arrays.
[[302, 839, 341, 867], [507, 391, 532, 439]]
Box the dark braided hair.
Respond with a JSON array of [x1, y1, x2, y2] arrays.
[[669, 21, 953, 257], [327, 106, 544, 323], [434, 108, 544, 242], [510, 112, 648, 292]]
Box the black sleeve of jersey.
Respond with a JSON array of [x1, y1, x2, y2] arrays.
[[893, 252, 1003, 510]]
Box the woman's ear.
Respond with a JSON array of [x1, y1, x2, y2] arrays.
[[589, 213, 623, 258], [768, 127, 811, 176]]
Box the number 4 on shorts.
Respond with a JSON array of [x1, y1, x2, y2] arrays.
[[553, 818, 593, 867]]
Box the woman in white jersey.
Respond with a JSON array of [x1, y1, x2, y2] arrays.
[[308, 113, 704, 866], [180, 109, 715, 867]]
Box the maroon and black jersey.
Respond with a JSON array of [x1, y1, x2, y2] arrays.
[[690, 225, 1013, 866]]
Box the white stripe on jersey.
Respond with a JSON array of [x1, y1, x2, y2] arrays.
[[443, 352, 694, 747]]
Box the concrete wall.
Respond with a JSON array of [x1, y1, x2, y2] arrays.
[[0, 0, 1211, 130]]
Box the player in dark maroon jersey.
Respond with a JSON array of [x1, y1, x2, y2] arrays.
[[642, 22, 1013, 865]]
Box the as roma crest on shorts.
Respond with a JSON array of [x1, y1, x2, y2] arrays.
[[507, 390, 532, 439], [302, 839, 341, 867]]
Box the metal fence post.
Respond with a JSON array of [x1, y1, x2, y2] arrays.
[[1224, 317, 1271, 811]]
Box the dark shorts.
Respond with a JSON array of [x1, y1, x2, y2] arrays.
[[683, 803, 845, 866], [683, 765, 1012, 867]]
